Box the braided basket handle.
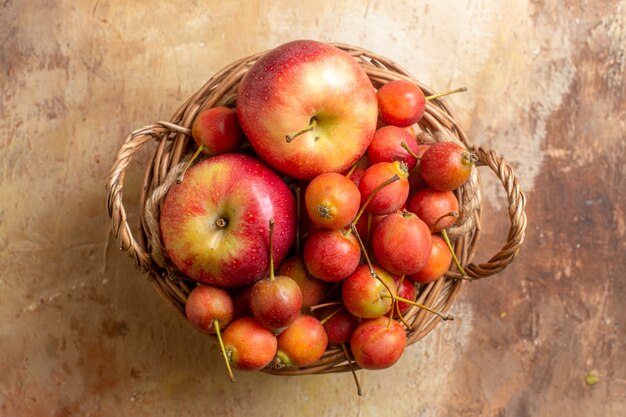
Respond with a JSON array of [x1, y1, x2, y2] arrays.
[[106, 122, 190, 272], [465, 146, 527, 279]]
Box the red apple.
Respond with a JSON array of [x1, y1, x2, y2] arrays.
[[276, 315, 328, 367], [160, 153, 296, 287], [236, 40, 378, 180], [408, 188, 459, 232], [343, 154, 370, 187], [420, 142, 477, 191], [358, 161, 410, 215], [367, 126, 420, 170], [321, 307, 361, 346], [350, 317, 407, 369], [409, 235, 452, 284], [376, 80, 426, 127], [222, 317, 277, 371], [303, 229, 360, 282], [185, 285, 234, 333], [277, 256, 328, 310], [393, 276, 417, 317], [305, 172, 361, 230], [371, 210, 432, 276], [191, 106, 245, 156]]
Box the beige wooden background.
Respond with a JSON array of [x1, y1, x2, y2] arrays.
[[1, 1, 625, 416]]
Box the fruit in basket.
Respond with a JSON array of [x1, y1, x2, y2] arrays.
[[185, 285, 236, 381], [191, 106, 245, 156], [342, 265, 397, 318], [305, 172, 361, 230], [303, 229, 361, 282], [409, 188, 459, 232], [236, 40, 378, 180], [367, 125, 421, 170], [321, 307, 361, 346], [222, 317, 278, 371], [249, 220, 302, 333], [409, 235, 453, 284], [393, 276, 417, 317], [371, 211, 432, 276], [160, 153, 296, 287], [185, 285, 234, 333], [376, 80, 426, 127], [276, 315, 328, 367], [420, 142, 477, 191], [358, 161, 409, 215], [350, 316, 407, 370], [277, 256, 328, 310]]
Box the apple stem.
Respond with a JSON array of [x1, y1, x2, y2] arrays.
[[384, 294, 454, 321], [345, 162, 359, 179], [176, 144, 204, 183], [309, 301, 342, 312], [348, 174, 400, 232], [285, 117, 317, 143], [294, 186, 301, 256], [462, 151, 479, 167], [350, 223, 396, 310], [319, 307, 342, 325], [213, 319, 235, 382], [395, 298, 412, 329], [425, 86, 467, 102], [441, 228, 468, 278], [400, 141, 421, 161], [340, 343, 363, 396], [431, 211, 459, 233], [268, 219, 276, 281]]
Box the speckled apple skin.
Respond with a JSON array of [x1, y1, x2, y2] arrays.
[[350, 317, 407, 370], [236, 40, 378, 180], [160, 153, 296, 287], [222, 317, 277, 371]]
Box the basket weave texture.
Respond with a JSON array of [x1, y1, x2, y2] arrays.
[[106, 44, 527, 375]]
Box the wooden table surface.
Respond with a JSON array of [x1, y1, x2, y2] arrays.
[[1, 1, 624, 416]]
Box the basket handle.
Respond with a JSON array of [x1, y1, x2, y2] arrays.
[[464, 146, 527, 279], [106, 122, 190, 272]]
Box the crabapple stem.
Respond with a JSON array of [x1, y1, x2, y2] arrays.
[[462, 152, 479, 166], [176, 144, 204, 183], [400, 141, 421, 160], [441, 228, 467, 278], [345, 162, 359, 179], [309, 301, 342, 312], [395, 299, 412, 329], [340, 343, 363, 396], [349, 174, 400, 232], [319, 307, 342, 325], [431, 211, 459, 233], [285, 117, 317, 143], [268, 219, 276, 281], [350, 223, 396, 307], [382, 294, 454, 321], [425, 87, 467, 101], [213, 319, 235, 382]]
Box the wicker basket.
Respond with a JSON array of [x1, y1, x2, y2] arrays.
[[106, 43, 527, 376]]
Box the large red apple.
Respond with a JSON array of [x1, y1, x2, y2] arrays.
[[160, 153, 296, 287], [236, 40, 378, 180]]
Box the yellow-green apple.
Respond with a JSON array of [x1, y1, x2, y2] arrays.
[[236, 40, 378, 180], [160, 153, 296, 287], [341, 265, 397, 318]]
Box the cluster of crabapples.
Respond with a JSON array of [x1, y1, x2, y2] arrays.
[[159, 40, 477, 382]]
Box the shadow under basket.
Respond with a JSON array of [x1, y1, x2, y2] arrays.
[[106, 43, 527, 377]]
